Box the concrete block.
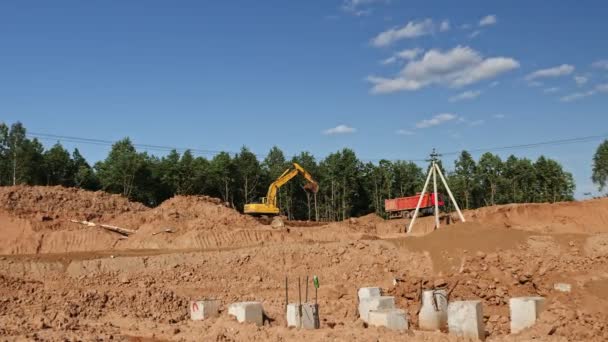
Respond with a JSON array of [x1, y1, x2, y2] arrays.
[[286, 303, 301, 328], [301, 303, 320, 330], [358, 287, 382, 300], [553, 283, 571, 293], [369, 309, 408, 332], [359, 296, 395, 323], [419, 290, 448, 331], [228, 301, 263, 326], [190, 299, 220, 320], [448, 300, 485, 340], [287, 303, 320, 329], [509, 297, 546, 334]]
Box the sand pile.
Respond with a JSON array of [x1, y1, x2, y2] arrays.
[[466, 198, 608, 234], [126, 195, 260, 233], [115, 195, 266, 250], [0, 187, 268, 254], [0, 185, 147, 229]]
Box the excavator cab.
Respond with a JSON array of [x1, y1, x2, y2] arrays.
[[244, 163, 318, 216]]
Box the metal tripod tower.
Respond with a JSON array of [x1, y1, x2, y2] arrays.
[[406, 149, 465, 234]]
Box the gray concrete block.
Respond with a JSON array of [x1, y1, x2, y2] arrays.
[[369, 308, 408, 332], [287, 303, 320, 329], [228, 301, 263, 326], [448, 300, 485, 340], [419, 289, 448, 331], [359, 296, 395, 323], [358, 287, 382, 300], [286, 303, 301, 328], [553, 283, 571, 293], [301, 303, 320, 330], [510, 297, 546, 334], [189, 299, 220, 320]]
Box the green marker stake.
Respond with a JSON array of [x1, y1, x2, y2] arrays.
[[313, 275, 319, 304]]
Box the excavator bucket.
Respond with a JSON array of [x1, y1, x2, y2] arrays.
[[304, 182, 319, 193]]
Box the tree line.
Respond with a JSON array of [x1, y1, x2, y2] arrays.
[[2, 121, 600, 221]]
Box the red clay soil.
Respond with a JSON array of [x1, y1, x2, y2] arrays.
[[1, 186, 608, 341]]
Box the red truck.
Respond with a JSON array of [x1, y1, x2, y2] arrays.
[[384, 193, 445, 219]]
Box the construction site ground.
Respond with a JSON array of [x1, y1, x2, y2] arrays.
[[1, 185, 608, 341]]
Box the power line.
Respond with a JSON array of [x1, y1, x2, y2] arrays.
[[362, 134, 608, 162], [26, 131, 608, 163], [28, 132, 257, 158], [440, 134, 608, 156]]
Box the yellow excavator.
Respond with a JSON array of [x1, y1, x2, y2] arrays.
[[244, 162, 318, 216]]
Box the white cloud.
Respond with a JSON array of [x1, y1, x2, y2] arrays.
[[396, 129, 414, 135], [440, 20, 450, 32], [559, 84, 608, 102], [479, 15, 497, 27], [353, 9, 372, 16], [543, 87, 560, 93], [560, 90, 595, 102], [493, 114, 505, 119], [368, 46, 519, 93], [449, 90, 481, 102], [525, 64, 575, 81], [381, 48, 423, 65], [323, 124, 357, 135], [574, 75, 588, 86], [597, 83, 608, 92], [341, 0, 385, 15], [397, 48, 423, 60], [469, 30, 481, 38], [592, 60, 608, 70], [489, 81, 499, 87], [415, 113, 458, 128], [381, 56, 397, 65], [371, 19, 434, 47], [468, 119, 485, 126]]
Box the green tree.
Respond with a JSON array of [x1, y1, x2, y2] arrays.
[[453, 151, 476, 209], [234, 147, 262, 210], [0, 123, 10, 185], [291, 151, 319, 220], [3, 122, 44, 185], [95, 138, 145, 198], [502, 156, 536, 203], [477, 153, 503, 206], [72, 149, 100, 190], [208, 152, 235, 204], [262, 146, 288, 215], [534, 156, 575, 202], [392, 161, 423, 198], [319, 148, 362, 220], [159, 149, 204, 196], [592, 140, 608, 193], [43, 142, 74, 186]]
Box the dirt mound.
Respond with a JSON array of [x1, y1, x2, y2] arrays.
[[119, 195, 262, 235], [466, 198, 608, 234], [0, 187, 266, 254], [0, 185, 147, 228], [353, 213, 385, 224]]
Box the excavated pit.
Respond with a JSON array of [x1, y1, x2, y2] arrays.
[[1, 185, 608, 341]]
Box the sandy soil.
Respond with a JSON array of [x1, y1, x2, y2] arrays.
[[1, 185, 607, 341]]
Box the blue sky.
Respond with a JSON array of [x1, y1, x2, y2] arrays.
[[1, 0, 607, 198]]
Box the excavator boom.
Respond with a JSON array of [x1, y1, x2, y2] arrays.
[[244, 162, 318, 216]]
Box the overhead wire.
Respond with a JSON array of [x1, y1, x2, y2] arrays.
[[26, 131, 608, 163]]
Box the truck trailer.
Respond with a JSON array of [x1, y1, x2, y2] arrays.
[[384, 193, 445, 219]]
